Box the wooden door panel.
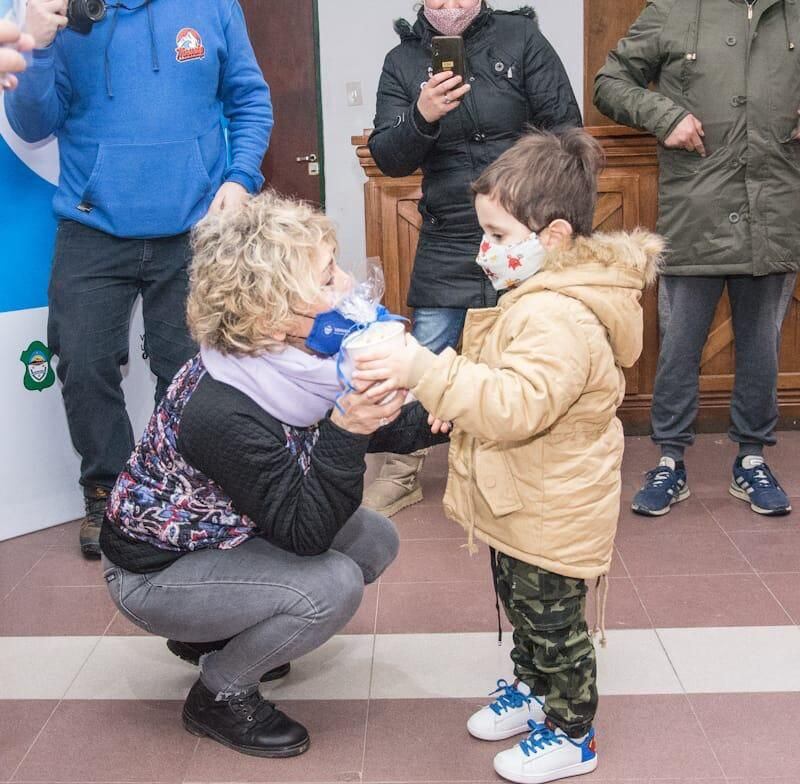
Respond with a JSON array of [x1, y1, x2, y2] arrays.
[[240, 0, 322, 204]]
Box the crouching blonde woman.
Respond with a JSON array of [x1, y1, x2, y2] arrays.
[[99, 192, 446, 757]]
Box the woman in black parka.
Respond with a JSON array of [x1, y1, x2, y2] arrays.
[[364, 0, 582, 515]]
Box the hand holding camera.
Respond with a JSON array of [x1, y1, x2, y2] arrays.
[[26, 0, 106, 47], [24, 0, 69, 49]]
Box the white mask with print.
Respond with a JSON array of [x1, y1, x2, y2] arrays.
[[476, 232, 547, 291]]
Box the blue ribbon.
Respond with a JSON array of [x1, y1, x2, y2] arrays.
[[334, 306, 409, 414]]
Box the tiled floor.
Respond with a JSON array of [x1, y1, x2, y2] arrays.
[[1, 433, 799, 783]]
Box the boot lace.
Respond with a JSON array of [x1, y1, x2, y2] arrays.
[[229, 691, 276, 723]]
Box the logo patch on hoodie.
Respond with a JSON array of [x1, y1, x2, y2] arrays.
[[175, 28, 205, 62]]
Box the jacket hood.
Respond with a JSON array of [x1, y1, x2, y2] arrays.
[[503, 230, 664, 368]]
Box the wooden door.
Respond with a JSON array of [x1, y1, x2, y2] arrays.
[[584, 0, 647, 126], [240, 0, 324, 205]]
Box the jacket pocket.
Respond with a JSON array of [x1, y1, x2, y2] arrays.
[[82, 137, 213, 237], [474, 447, 524, 517], [779, 137, 800, 167], [485, 47, 524, 97], [104, 566, 153, 633]]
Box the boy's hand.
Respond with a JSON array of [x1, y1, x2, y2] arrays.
[[428, 413, 452, 435], [353, 335, 421, 402]]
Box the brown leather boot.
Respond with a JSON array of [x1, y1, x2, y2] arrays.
[[79, 486, 109, 560], [362, 450, 427, 517]]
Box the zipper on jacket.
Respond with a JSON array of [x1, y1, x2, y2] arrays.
[[746, 0, 755, 20]]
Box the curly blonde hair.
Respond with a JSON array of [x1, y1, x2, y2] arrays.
[[187, 190, 338, 356]]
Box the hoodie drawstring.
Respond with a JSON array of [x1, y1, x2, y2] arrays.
[[685, 0, 702, 61], [145, 0, 161, 71], [591, 575, 609, 648], [489, 547, 503, 645], [104, 0, 159, 98], [104, 3, 121, 97], [783, 1, 796, 50]]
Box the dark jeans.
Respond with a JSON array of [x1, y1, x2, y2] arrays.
[[495, 554, 597, 738], [411, 307, 467, 353], [48, 220, 197, 491], [652, 273, 797, 460], [102, 508, 399, 699]]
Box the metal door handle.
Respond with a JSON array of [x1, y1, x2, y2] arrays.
[[296, 154, 318, 163]]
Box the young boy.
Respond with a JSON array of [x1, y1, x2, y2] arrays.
[[354, 129, 663, 784]]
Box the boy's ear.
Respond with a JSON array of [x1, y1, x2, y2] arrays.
[[540, 219, 574, 250]]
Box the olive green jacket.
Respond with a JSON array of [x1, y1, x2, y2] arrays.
[[594, 0, 800, 276]]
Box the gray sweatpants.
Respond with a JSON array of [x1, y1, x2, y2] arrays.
[[102, 508, 399, 699], [652, 273, 797, 460]]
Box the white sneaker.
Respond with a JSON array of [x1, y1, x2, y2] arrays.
[[467, 679, 546, 741], [493, 722, 598, 784]]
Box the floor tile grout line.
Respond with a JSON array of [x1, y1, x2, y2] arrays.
[[699, 495, 798, 625], [0, 550, 49, 604], [7, 698, 61, 782], [677, 691, 728, 781], [359, 578, 382, 783], [53, 633, 106, 703], [181, 737, 202, 784]]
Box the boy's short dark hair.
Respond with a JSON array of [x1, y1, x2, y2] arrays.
[[472, 129, 605, 237]]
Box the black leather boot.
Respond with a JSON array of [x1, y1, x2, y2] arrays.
[[182, 677, 309, 757], [166, 639, 291, 683], [79, 486, 109, 560]]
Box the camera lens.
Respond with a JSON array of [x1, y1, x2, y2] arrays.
[[85, 0, 106, 21]]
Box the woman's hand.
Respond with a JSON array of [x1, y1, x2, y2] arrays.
[[330, 384, 408, 436], [353, 335, 421, 402], [417, 70, 471, 124], [0, 21, 34, 90]]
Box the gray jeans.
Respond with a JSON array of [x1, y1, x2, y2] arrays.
[[652, 273, 797, 459], [102, 508, 398, 699]]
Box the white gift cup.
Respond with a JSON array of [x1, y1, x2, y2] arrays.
[[340, 320, 407, 405]]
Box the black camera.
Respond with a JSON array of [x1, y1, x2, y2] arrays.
[[67, 0, 107, 35]]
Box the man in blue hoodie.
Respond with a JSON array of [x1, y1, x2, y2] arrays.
[[6, 0, 272, 558]]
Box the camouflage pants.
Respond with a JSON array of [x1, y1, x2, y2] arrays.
[[494, 552, 597, 737]]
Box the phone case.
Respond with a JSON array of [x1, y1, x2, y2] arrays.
[[432, 36, 466, 79]]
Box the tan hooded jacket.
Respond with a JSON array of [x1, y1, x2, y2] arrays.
[[407, 231, 663, 580]]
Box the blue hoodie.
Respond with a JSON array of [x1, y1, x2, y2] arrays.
[[5, 0, 272, 239]]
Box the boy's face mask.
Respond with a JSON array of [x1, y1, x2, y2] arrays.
[[476, 232, 547, 291]]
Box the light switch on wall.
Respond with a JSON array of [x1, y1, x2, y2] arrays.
[[346, 81, 363, 107]]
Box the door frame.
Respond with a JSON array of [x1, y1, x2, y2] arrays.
[[311, 0, 326, 207]]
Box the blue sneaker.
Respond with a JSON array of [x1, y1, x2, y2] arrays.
[[730, 456, 792, 516], [631, 457, 690, 516], [493, 720, 598, 783]]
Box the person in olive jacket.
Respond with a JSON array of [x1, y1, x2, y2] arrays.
[[365, 0, 581, 517], [594, 0, 799, 518]]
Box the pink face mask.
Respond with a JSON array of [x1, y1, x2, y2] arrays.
[[424, 2, 482, 37]]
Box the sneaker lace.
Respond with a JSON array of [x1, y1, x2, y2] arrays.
[[519, 721, 563, 756], [644, 467, 673, 488], [229, 691, 275, 723], [751, 465, 778, 490], [488, 679, 531, 716]]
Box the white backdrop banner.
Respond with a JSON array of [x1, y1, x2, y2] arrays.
[[1, 74, 156, 541]]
